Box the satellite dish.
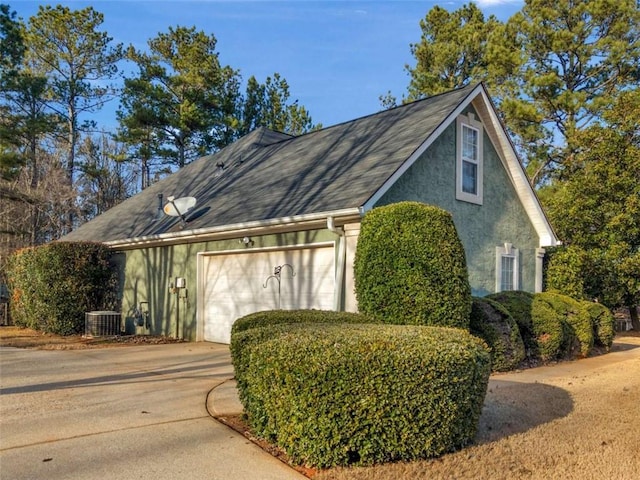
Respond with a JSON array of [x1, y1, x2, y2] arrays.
[[163, 196, 197, 217], [163, 196, 197, 229]]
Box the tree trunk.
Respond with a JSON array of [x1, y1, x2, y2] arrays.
[[29, 134, 39, 246], [65, 107, 77, 234], [67, 112, 75, 184], [630, 305, 640, 331], [30, 205, 39, 247], [142, 154, 149, 190], [29, 123, 38, 190], [179, 139, 185, 169]]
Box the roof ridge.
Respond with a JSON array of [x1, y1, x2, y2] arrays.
[[356, 82, 476, 124], [287, 82, 481, 142]]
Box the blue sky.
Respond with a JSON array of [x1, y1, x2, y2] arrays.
[[10, 0, 523, 129]]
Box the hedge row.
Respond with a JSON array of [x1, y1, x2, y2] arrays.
[[230, 295, 613, 469], [235, 320, 490, 468], [583, 302, 616, 350], [486, 291, 616, 363], [485, 291, 537, 358], [5, 242, 119, 335], [469, 297, 525, 372]]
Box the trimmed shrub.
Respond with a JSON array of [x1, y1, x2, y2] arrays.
[[6, 247, 39, 330], [354, 202, 471, 329], [6, 242, 119, 335], [544, 245, 587, 300], [230, 310, 378, 396], [581, 301, 615, 351], [529, 294, 565, 361], [486, 291, 536, 358], [489, 291, 596, 361], [231, 309, 374, 335], [470, 297, 525, 372], [241, 323, 490, 468], [536, 292, 594, 358]]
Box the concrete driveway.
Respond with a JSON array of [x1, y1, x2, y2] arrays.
[[0, 343, 305, 480]]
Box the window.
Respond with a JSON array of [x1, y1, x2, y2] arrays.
[[500, 255, 515, 291], [456, 113, 483, 204], [496, 243, 519, 292]]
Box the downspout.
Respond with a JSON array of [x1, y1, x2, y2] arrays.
[[327, 216, 346, 311], [535, 248, 546, 293]]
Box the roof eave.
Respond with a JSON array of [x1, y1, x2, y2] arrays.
[[104, 208, 362, 250]]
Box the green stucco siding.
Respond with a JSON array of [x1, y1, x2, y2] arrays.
[[117, 228, 338, 341], [376, 111, 539, 297]]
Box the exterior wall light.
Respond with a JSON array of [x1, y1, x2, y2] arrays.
[[241, 236, 254, 247]]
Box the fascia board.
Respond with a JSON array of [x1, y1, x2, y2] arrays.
[[473, 88, 558, 247], [104, 208, 362, 250]]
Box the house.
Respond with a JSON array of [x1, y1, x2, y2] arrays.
[[62, 83, 558, 343]]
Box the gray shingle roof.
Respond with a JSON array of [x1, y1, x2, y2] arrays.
[[63, 84, 477, 243]]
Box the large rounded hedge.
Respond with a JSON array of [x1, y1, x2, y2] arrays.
[[241, 323, 490, 468], [230, 309, 374, 336], [469, 297, 525, 372], [6, 242, 119, 335], [354, 202, 471, 329], [230, 310, 378, 396]]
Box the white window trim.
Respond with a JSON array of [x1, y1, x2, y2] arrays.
[[456, 112, 484, 205], [496, 243, 519, 292]]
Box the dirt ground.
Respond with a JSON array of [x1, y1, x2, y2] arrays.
[[3, 326, 639, 479], [316, 330, 640, 480], [0, 325, 184, 349]]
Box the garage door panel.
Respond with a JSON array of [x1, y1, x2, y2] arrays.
[[279, 249, 334, 310], [202, 255, 276, 343], [203, 246, 335, 343]]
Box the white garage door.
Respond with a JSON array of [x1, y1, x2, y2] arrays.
[[202, 245, 335, 343]]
